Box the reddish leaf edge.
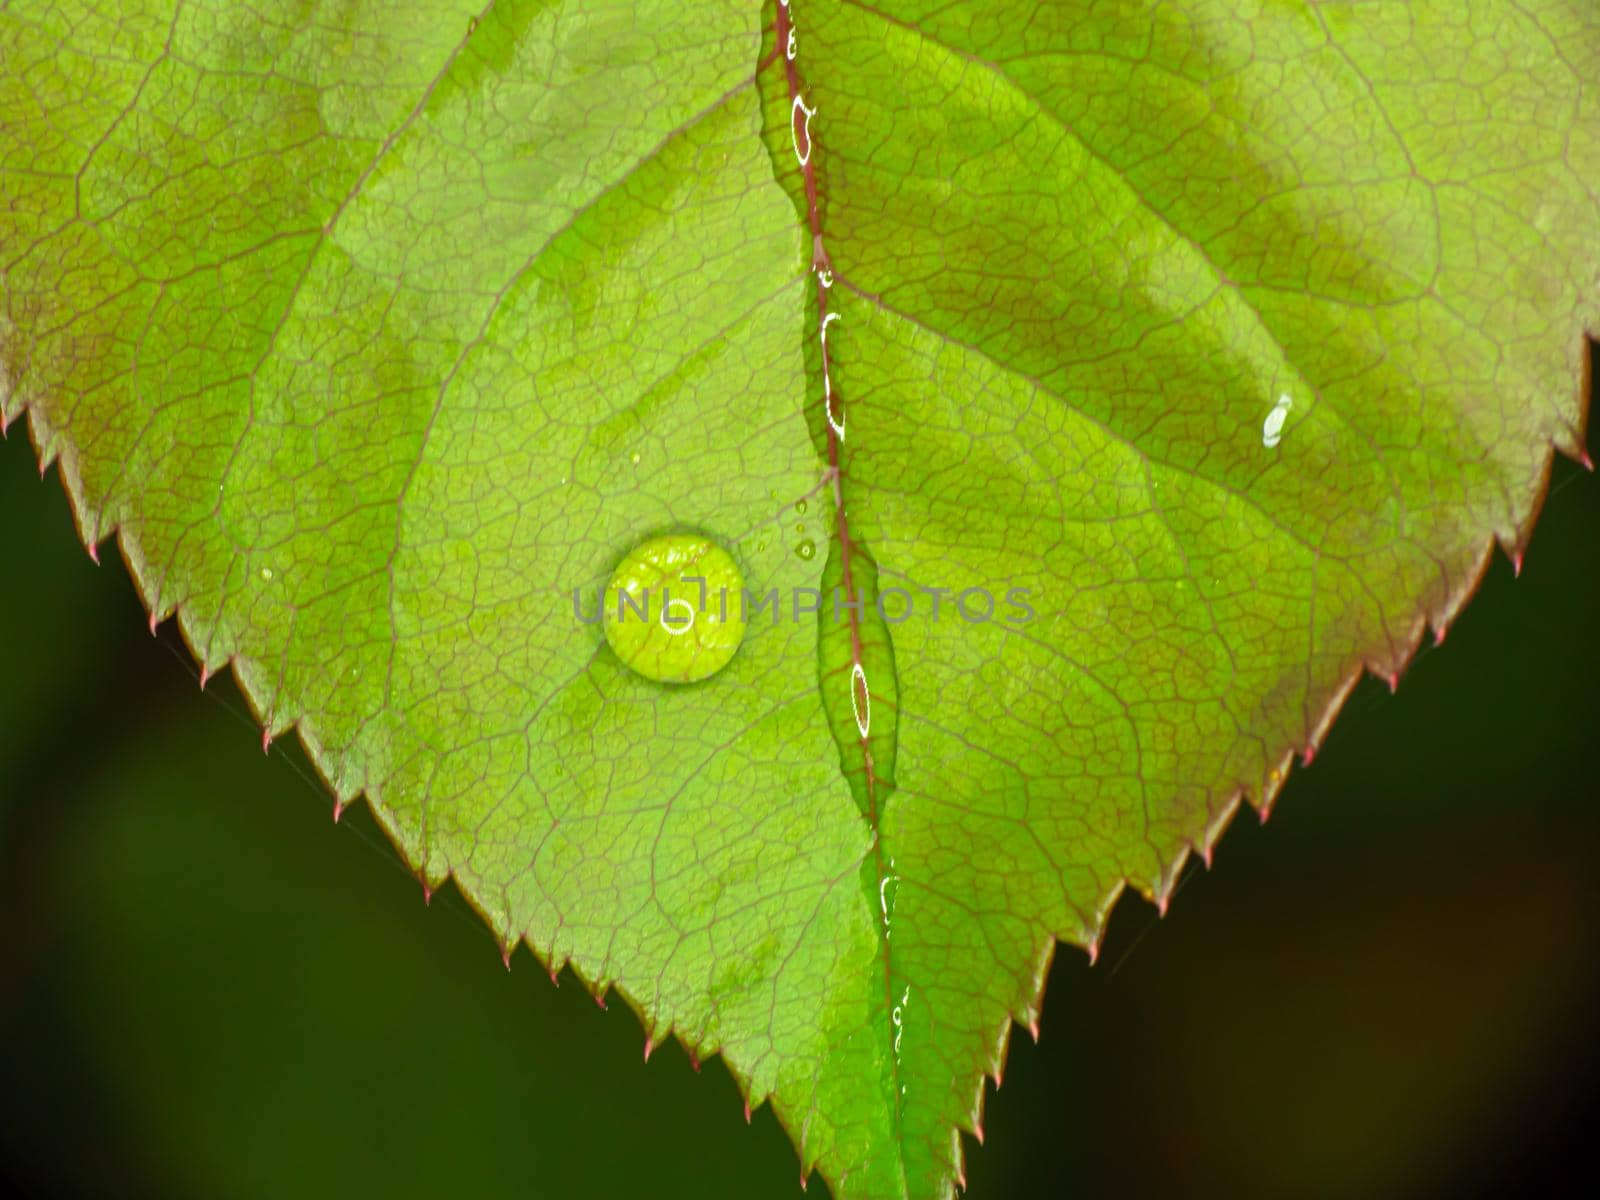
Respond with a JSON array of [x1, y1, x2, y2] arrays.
[[4, 325, 1591, 1196], [2, 222, 1592, 1200]]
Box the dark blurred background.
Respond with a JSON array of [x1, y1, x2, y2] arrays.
[[1, 393, 1596, 1198]]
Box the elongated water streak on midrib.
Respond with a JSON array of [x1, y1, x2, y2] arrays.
[[770, 0, 910, 1188]]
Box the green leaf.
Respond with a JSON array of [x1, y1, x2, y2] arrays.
[[1, 2, 1595, 1197]]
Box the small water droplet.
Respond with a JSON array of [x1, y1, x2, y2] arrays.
[[756, 541, 766, 552], [1262, 393, 1293, 449], [795, 522, 807, 535], [794, 499, 808, 516], [259, 566, 273, 581], [795, 539, 815, 560], [630, 451, 641, 465]]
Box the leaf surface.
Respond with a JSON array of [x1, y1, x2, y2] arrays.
[[2, 2, 1596, 1196]]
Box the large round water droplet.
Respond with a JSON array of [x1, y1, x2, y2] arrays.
[[603, 534, 747, 684], [795, 538, 816, 560]]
